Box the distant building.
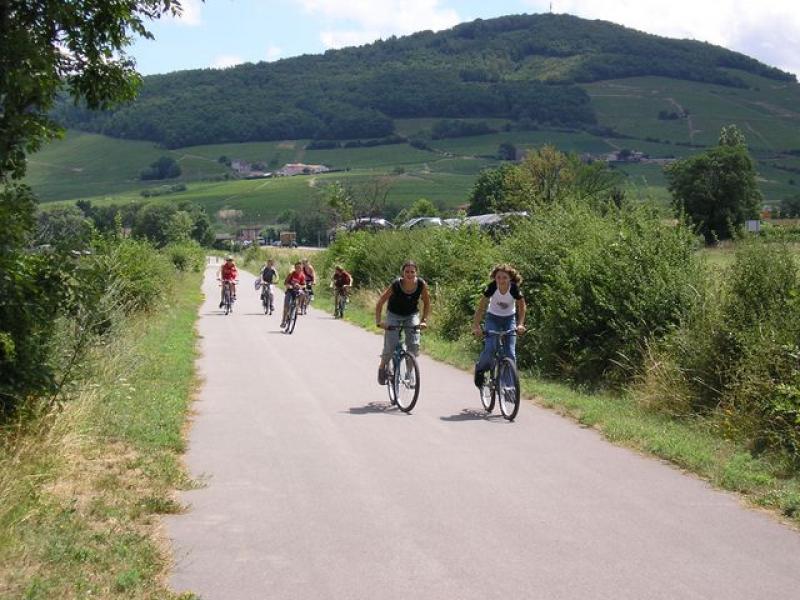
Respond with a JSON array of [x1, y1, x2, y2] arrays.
[[276, 163, 330, 177], [237, 226, 262, 242], [230, 159, 251, 174]]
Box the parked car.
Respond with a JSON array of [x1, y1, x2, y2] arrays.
[[400, 217, 443, 230]]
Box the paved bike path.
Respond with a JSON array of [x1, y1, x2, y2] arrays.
[[166, 264, 800, 599]]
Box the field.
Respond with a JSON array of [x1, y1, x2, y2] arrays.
[[584, 74, 800, 151], [25, 73, 800, 227]]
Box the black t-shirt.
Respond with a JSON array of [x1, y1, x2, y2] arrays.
[[260, 267, 277, 283], [387, 278, 426, 316]]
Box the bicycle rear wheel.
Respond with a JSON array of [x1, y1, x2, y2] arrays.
[[262, 290, 270, 314], [497, 358, 520, 421], [395, 352, 420, 413]]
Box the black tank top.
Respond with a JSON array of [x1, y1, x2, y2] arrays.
[[387, 278, 426, 316]]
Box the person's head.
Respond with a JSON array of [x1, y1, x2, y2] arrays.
[[225, 256, 234, 263], [294, 261, 302, 272], [489, 264, 521, 287], [302, 258, 309, 265], [401, 260, 418, 281], [267, 258, 274, 266], [334, 265, 342, 274]]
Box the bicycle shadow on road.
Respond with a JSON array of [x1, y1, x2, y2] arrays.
[[344, 402, 406, 416], [440, 408, 506, 423]]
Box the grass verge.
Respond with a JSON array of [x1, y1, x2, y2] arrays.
[[0, 272, 202, 599], [314, 285, 800, 527]]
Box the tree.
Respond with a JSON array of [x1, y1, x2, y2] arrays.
[[467, 164, 516, 215], [1, 0, 182, 181], [140, 155, 181, 180], [719, 124, 747, 148], [1, 0, 180, 411], [500, 145, 581, 210], [404, 198, 440, 219], [321, 181, 355, 224], [666, 127, 762, 243], [780, 194, 800, 218], [352, 177, 394, 218], [35, 207, 94, 251], [498, 142, 518, 161]]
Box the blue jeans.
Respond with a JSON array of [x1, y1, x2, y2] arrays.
[[476, 313, 516, 372]]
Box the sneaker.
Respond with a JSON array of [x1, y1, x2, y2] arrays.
[[219, 302, 224, 308], [378, 367, 387, 386], [474, 369, 485, 389], [280, 320, 286, 328]]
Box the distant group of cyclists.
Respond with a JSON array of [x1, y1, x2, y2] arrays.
[[216, 254, 527, 396]]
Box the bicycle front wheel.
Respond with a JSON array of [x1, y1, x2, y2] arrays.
[[385, 362, 397, 406], [479, 374, 494, 412], [224, 288, 232, 315], [497, 358, 520, 421], [287, 301, 299, 334], [395, 352, 420, 413]]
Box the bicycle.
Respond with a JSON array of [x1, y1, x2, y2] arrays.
[[478, 329, 521, 421], [260, 282, 274, 315], [221, 280, 238, 315], [283, 288, 305, 334], [382, 325, 421, 413], [299, 283, 314, 315], [333, 286, 349, 319]]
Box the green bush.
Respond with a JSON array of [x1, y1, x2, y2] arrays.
[[643, 241, 800, 458], [163, 241, 205, 273], [503, 201, 700, 384]]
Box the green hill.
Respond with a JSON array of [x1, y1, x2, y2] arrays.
[[28, 13, 800, 222], [53, 13, 796, 149]]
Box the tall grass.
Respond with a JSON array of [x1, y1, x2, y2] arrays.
[[0, 271, 201, 598]]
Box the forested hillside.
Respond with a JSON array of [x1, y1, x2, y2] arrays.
[[54, 13, 795, 148]]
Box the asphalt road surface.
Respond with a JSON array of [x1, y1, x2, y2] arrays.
[[166, 265, 800, 599]]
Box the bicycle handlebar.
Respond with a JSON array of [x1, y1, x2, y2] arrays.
[[484, 329, 518, 336]]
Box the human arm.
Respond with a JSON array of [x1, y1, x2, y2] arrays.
[[419, 282, 432, 329], [516, 297, 527, 333], [472, 296, 489, 337], [375, 285, 393, 328]]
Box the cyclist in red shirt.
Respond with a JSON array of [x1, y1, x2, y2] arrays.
[[332, 265, 353, 318], [217, 256, 238, 308], [280, 261, 306, 327]]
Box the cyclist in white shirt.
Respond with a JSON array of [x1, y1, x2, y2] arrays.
[[471, 264, 527, 388]]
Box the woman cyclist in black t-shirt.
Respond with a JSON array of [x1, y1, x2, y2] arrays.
[[374, 261, 431, 386]]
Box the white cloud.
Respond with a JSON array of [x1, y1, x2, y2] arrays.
[[167, 0, 203, 26], [211, 54, 244, 69], [266, 45, 283, 62], [528, 0, 800, 77], [298, 0, 460, 49]]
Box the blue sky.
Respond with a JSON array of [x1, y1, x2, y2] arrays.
[[130, 0, 800, 78]]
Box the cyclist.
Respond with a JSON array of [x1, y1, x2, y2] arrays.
[[375, 261, 431, 385], [301, 258, 317, 304], [280, 261, 306, 328], [472, 264, 527, 388], [259, 258, 278, 313], [217, 256, 238, 308], [332, 265, 353, 317]]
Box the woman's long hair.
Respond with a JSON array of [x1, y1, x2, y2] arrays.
[[489, 263, 522, 285]]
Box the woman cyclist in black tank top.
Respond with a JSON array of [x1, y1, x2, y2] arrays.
[[374, 261, 432, 386]]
